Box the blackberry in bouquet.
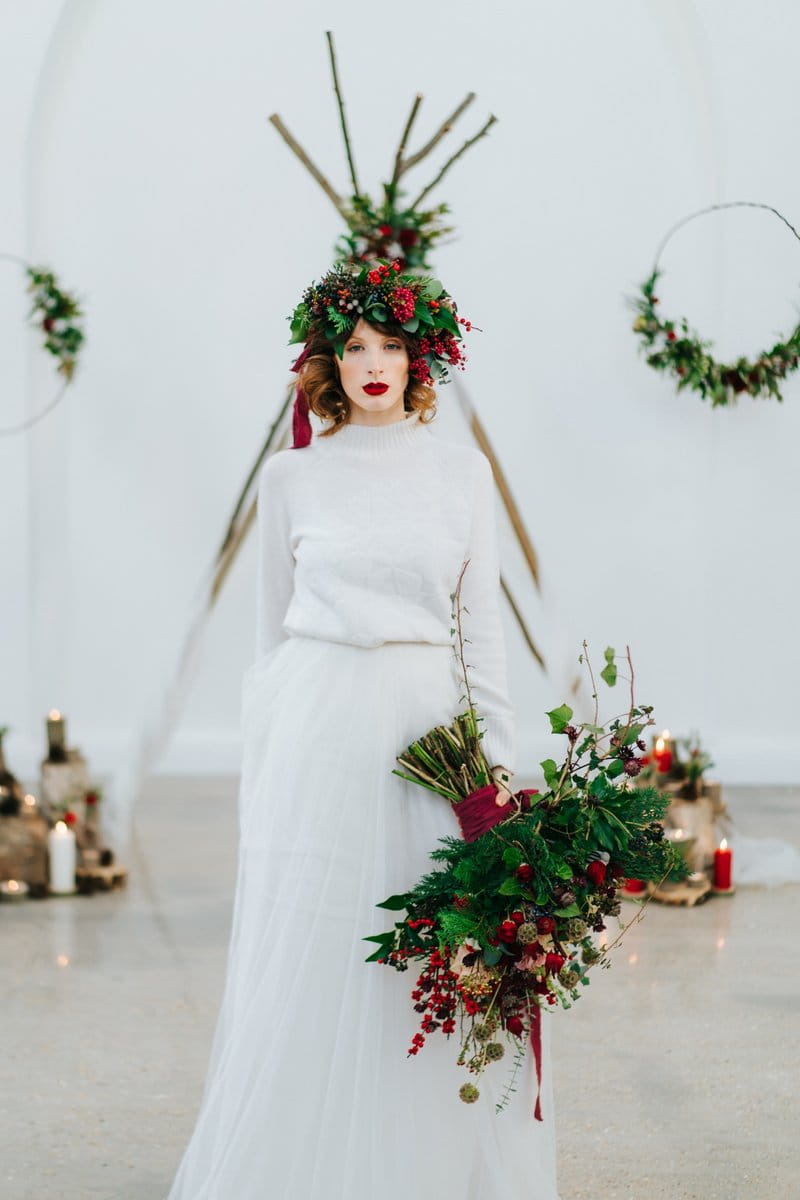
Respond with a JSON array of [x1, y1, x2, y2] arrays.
[[365, 567, 683, 1115]]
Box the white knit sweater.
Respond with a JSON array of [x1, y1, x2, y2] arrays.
[[254, 409, 515, 772]]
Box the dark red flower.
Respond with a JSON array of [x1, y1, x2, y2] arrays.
[[64, 810, 77, 826], [536, 916, 555, 934], [666, 330, 677, 342], [399, 228, 419, 249], [378, 223, 393, 237], [506, 1015, 524, 1036], [586, 861, 607, 886], [85, 791, 98, 806], [516, 863, 534, 882], [545, 952, 566, 975], [510, 911, 525, 926]]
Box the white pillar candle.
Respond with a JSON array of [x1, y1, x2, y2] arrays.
[[48, 820, 76, 894]]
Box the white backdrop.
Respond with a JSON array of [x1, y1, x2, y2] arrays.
[[2, 0, 799, 784]]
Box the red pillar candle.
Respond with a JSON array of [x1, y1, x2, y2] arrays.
[[713, 838, 733, 890], [653, 732, 673, 774]]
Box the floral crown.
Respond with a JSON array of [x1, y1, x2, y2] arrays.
[[288, 260, 473, 386]]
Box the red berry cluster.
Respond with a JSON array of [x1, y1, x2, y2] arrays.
[[366, 262, 401, 286], [387, 286, 416, 324], [407, 949, 459, 1055], [408, 357, 432, 383]]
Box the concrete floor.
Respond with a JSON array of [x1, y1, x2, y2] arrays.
[[1, 782, 798, 1200]]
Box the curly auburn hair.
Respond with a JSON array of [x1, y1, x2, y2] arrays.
[[298, 320, 437, 437]]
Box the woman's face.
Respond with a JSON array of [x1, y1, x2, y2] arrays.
[[337, 317, 410, 424]]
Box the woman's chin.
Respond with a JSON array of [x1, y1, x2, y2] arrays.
[[348, 393, 406, 421]]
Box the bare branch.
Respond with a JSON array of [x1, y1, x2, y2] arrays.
[[326, 31, 360, 197], [267, 113, 346, 218], [411, 114, 497, 209], [390, 93, 423, 187], [398, 92, 476, 177]]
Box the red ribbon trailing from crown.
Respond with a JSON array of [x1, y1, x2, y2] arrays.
[[452, 781, 544, 1121], [290, 344, 313, 449]]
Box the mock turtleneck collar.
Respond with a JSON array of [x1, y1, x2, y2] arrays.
[[316, 409, 427, 454]]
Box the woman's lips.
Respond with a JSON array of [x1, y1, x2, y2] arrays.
[[362, 383, 389, 395]]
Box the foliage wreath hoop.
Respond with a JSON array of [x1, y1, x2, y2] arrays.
[[0, 253, 85, 437], [632, 201, 800, 407]]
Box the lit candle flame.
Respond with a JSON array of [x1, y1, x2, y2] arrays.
[[56, 955, 70, 967], [54, 820, 67, 834], [7, 880, 20, 893], [655, 737, 665, 753], [719, 838, 728, 851], [48, 709, 62, 720]]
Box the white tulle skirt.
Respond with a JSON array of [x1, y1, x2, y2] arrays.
[[168, 635, 559, 1200]]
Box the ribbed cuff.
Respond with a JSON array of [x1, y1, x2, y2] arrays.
[[481, 715, 515, 778]]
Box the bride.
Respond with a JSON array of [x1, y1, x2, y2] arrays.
[[168, 261, 560, 1199]]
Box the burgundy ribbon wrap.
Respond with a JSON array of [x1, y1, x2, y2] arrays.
[[451, 783, 538, 844], [290, 344, 312, 449]]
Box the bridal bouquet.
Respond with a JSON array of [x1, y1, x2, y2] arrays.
[[366, 583, 681, 1115]]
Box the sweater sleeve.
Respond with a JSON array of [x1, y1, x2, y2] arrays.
[[254, 455, 295, 659], [458, 452, 516, 773]]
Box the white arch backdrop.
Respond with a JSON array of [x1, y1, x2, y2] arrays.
[[3, 1, 800, 820]]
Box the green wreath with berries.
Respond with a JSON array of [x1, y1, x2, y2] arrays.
[[1, 255, 85, 436], [632, 202, 800, 408]]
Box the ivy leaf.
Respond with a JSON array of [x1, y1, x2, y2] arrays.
[[503, 847, 524, 871], [402, 317, 420, 332], [600, 647, 617, 687], [540, 759, 560, 789], [483, 946, 503, 967], [370, 304, 389, 324], [606, 758, 625, 779], [423, 278, 444, 299], [553, 903, 581, 917], [546, 704, 574, 734], [498, 878, 525, 896]]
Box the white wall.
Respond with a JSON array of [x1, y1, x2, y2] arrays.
[[2, 0, 799, 785]]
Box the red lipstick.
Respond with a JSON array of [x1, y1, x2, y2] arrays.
[[362, 383, 389, 395]]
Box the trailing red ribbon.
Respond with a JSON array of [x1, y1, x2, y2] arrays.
[[290, 344, 312, 449], [529, 1002, 543, 1122], [451, 784, 538, 844]]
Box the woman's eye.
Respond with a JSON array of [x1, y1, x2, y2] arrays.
[[385, 342, 402, 350], [345, 344, 363, 352]]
